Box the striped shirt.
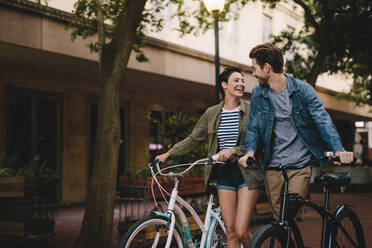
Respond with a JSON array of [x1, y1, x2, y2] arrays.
[[217, 106, 240, 151]]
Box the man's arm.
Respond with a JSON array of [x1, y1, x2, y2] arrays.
[[244, 91, 261, 153], [303, 83, 344, 151], [240, 91, 261, 167], [303, 84, 353, 163]]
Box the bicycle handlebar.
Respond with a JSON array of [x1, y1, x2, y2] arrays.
[[246, 151, 342, 172], [148, 154, 222, 177], [245, 156, 256, 167], [272, 151, 342, 171]]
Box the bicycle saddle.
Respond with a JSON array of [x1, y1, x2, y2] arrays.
[[314, 172, 351, 187]]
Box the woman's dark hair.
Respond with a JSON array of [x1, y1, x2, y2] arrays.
[[218, 66, 241, 100], [249, 43, 284, 73]]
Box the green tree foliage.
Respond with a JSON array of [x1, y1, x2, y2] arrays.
[[161, 110, 208, 173], [69, 0, 252, 60], [141, 109, 208, 177], [267, 0, 372, 105], [67, 1, 255, 247], [40, 0, 371, 247]]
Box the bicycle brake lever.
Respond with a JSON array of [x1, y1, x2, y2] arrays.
[[148, 159, 160, 168], [246, 156, 255, 166], [208, 157, 214, 165]]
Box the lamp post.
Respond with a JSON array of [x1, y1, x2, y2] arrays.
[[203, 0, 225, 103]]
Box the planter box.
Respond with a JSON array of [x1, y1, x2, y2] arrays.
[[117, 214, 206, 239], [146, 176, 205, 199], [0, 218, 54, 237], [0, 176, 41, 198], [255, 202, 272, 215], [119, 175, 205, 200]]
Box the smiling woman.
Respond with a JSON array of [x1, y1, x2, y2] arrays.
[[155, 66, 264, 247]]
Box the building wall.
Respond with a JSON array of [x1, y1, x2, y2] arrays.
[[0, 65, 92, 202], [1, 2, 371, 203]]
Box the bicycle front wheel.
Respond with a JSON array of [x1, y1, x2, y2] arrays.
[[119, 215, 184, 248], [330, 207, 366, 248], [248, 224, 290, 248]]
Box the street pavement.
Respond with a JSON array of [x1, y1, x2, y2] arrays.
[[53, 192, 372, 248], [294, 192, 372, 247], [1, 192, 371, 247], [251, 192, 372, 247]]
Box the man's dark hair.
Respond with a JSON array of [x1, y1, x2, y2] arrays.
[[249, 43, 284, 73], [218, 66, 241, 100]]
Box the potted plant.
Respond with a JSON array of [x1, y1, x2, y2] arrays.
[[119, 109, 208, 199], [0, 154, 58, 198], [0, 154, 58, 238]]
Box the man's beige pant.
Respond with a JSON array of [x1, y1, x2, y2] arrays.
[[265, 167, 312, 220]]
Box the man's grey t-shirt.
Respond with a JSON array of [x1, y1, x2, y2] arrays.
[[269, 88, 312, 167]]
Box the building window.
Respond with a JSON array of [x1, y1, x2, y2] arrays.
[[7, 88, 62, 198], [262, 14, 273, 43], [89, 103, 129, 180]]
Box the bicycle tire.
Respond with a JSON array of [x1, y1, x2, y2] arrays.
[[330, 207, 366, 248], [248, 224, 292, 248], [119, 215, 184, 248], [210, 221, 227, 248]]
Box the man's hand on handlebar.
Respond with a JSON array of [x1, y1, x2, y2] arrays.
[[239, 151, 255, 168], [334, 151, 353, 165]]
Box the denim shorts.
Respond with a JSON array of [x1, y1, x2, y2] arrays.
[[215, 161, 247, 191]]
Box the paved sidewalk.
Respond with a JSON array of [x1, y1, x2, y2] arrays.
[[54, 206, 122, 248], [54, 192, 372, 248], [295, 192, 372, 247], [1, 192, 371, 247], [250, 192, 372, 247]]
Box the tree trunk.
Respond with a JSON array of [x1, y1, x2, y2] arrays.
[[74, 1, 147, 248], [369, 79, 372, 105], [306, 48, 326, 87]]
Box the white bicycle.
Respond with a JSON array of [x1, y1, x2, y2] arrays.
[[119, 156, 227, 248]]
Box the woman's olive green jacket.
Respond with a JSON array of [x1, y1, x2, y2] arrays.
[[168, 100, 264, 190]]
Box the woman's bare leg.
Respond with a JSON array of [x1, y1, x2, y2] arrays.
[[218, 189, 239, 248], [235, 187, 260, 247]]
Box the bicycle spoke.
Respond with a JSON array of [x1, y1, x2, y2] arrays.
[[338, 219, 357, 248], [120, 216, 183, 248], [261, 237, 282, 248], [249, 224, 289, 248], [269, 237, 275, 247], [151, 230, 161, 248], [332, 210, 365, 248]]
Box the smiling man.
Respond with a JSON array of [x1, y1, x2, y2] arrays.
[[239, 43, 353, 219]]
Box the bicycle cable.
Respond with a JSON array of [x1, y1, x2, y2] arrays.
[[148, 157, 218, 209]]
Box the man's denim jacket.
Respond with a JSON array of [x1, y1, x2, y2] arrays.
[[244, 74, 345, 168]]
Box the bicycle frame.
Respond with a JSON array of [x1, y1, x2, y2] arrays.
[[277, 167, 353, 248], [152, 176, 225, 248]]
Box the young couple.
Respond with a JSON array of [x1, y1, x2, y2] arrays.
[[156, 43, 353, 248]]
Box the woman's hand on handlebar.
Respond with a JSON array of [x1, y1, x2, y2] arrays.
[[155, 152, 170, 163], [335, 151, 354, 165], [215, 148, 236, 162], [239, 151, 255, 168]]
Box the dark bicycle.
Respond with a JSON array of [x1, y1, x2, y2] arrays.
[[248, 152, 366, 248]]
